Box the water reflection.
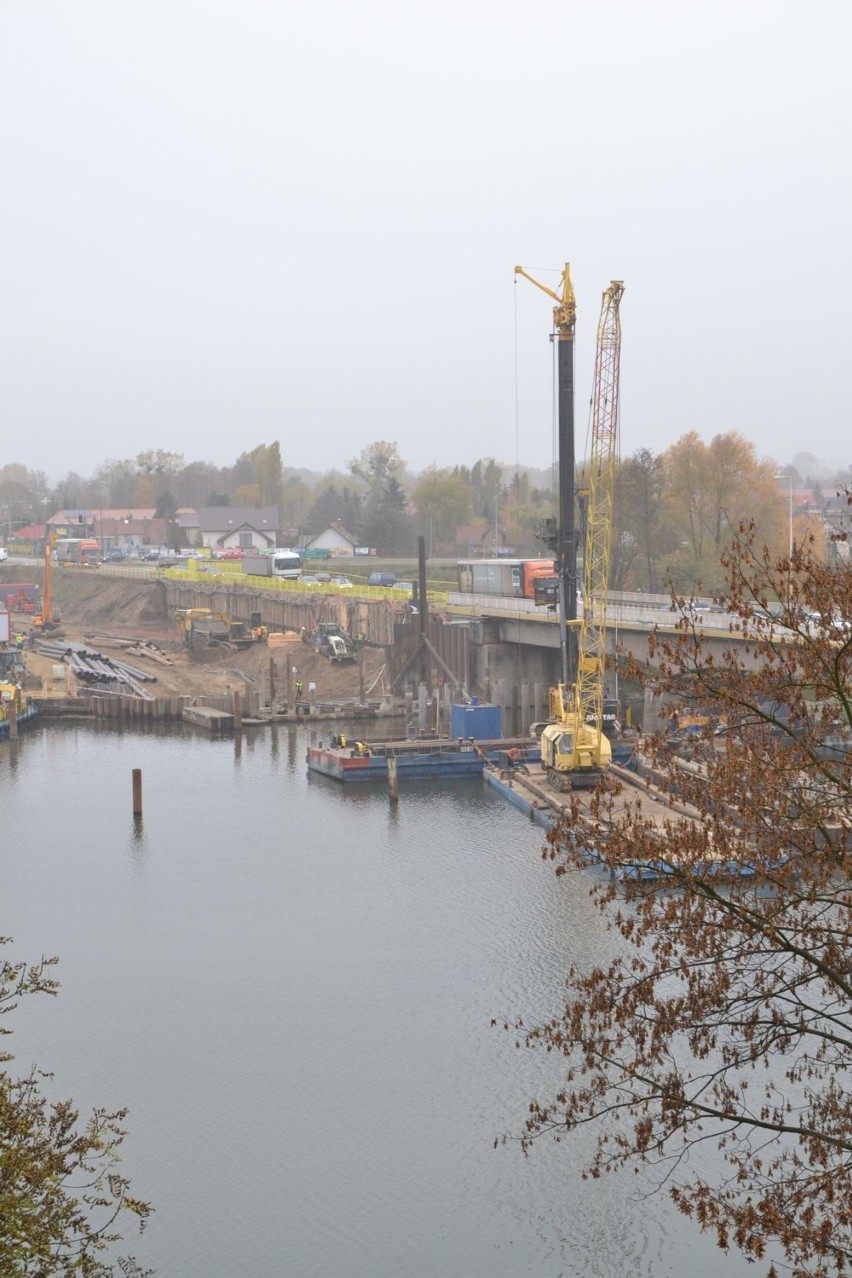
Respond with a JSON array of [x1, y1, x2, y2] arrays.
[[0, 722, 758, 1278]]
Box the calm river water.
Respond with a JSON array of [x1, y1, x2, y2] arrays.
[[0, 721, 758, 1277]]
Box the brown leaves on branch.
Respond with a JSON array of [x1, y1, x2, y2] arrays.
[[0, 938, 152, 1276], [513, 505, 852, 1277]]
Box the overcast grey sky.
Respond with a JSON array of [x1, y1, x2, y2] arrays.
[[1, 1, 849, 484]]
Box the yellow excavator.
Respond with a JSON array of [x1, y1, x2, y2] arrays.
[[175, 608, 258, 650], [526, 277, 625, 790]]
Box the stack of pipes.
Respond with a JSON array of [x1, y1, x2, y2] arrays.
[[35, 640, 157, 700]]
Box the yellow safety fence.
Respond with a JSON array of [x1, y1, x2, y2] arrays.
[[160, 563, 448, 605]]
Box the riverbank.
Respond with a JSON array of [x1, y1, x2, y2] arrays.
[[7, 574, 390, 708]]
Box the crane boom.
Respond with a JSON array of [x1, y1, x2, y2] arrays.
[[513, 264, 576, 336], [37, 533, 57, 629], [575, 280, 624, 744]]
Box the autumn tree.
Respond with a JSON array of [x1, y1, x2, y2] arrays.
[[279, 471, 313, 539], [470, 458, 504, 524], [90, 460, 138, 509], [500, 470, 556, 557], [0, 940, 150, 1275], [661, 431, 783, 590], [411, 467, 473, 551], [305, 483, 362, 537], [173, 461, 226, 509], [612, 448, 669, 591], [134, 450, 184, 487], [347, 442, 413, 552], [228, 443, 283, 510], [357, 473, 414, 555], [514, 510, 852, 1276]]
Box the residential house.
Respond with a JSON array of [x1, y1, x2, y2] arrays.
[[176, 507, 200, 545], [305, 522, 359, 556], [9, 523, 46, 546], [455, 522, 514, 557], [47, 509, 167, 551], [197, 506, 280, 552]]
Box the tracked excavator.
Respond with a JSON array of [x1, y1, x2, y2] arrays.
[[175, 608, 258, 651]]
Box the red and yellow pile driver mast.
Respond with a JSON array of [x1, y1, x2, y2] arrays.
[[575, 280, 625, 749]]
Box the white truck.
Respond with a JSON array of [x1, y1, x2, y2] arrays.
[[242, 551, 302, 580]]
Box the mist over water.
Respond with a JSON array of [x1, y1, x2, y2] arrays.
[[1, 721, 758, 1276]]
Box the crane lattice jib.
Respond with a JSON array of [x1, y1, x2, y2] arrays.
[[574, 281, 625, 743]]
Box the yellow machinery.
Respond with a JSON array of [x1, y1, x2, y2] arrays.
[[175, 608, 257, 649], [35, 533, 58, 630], [539, 279, 625, 790]]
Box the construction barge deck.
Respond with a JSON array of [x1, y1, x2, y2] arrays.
[[483, 754, 777, 882], [306, 735, 541, 782], [306, 732, 637, 784]]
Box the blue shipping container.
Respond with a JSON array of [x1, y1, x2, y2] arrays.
[[450, 703, 502, 741]]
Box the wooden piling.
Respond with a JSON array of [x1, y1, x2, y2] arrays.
[[233, 690, 243, 733], [388, 756, 399, 802], [132, 768, 143, 816], [7, 700, 17, 740]]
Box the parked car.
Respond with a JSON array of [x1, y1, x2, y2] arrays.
[[299, 575, 321, 587], [215, 548, 245, 560], [0, 548, 8, 562], [368, 571, 396, 587], [330, 576, 354, 589], [395, 581, 415, 594], [313, 572, 332, 583]]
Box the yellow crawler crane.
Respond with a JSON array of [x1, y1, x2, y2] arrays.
[[541, 279, 625, 790]]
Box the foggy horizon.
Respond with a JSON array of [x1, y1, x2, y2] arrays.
[[2, 3, 849, 484]]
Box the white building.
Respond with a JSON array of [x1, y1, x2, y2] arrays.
[[197, 506, 280, 552]]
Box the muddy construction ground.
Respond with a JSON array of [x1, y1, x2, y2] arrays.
[[12, 571, 392, 706]]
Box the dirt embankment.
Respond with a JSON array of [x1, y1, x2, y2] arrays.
[[14, 573, 389, 704]]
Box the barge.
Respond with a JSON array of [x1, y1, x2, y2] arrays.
[[484, 754, 778, 882], [306, 735, 540, 782]]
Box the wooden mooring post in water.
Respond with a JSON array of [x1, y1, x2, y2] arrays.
[[387, 756, 399, 802], [132, 768, 143, 817]]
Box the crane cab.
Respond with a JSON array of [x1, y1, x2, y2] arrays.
[[541, 717, 612, 791]]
